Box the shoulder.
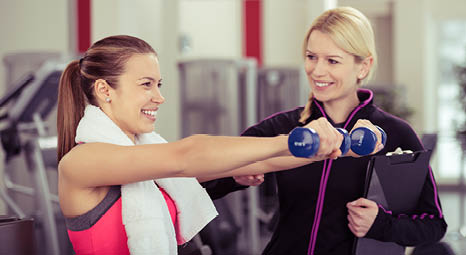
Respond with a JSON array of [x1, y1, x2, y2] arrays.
[[369, 106, 422, 150], [369, 107, 414, 133], [242, 107, 303, 137], [58, 145, 79, 174], [59, 143, 118, 176]]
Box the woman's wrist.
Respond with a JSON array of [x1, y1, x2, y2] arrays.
[[276, 134, 291, 157]]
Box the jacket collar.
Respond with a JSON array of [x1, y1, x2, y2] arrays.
[[309, 88, 374, 128]]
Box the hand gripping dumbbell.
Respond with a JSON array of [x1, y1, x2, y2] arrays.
[[288, 126, 386, 158]]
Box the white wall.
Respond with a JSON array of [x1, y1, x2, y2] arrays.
[[371, 15, 393, 85], [92, 0, 180, 142], [179, 0, 242, 58], [0, 0, 69, 93], [263, 1, 308, 67], [393, 0, 427, 133], [92, 0, 163, 50], [262, 0, 340, 67]]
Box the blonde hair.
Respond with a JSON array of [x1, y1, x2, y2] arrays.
[[299, 6, 377, 123]]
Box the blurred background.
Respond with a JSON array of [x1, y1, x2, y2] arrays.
[[0, 0, 466, 254]]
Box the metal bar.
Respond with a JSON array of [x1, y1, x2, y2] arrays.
[[24, 139, 60, 255], [3, 180, 59, 203], [0, 186, 26, 219], [244, 58, 261, 254]]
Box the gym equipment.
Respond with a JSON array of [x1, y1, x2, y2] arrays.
[[0, 216, 36, 255], [178, 58, 258, 254], [288, 126, 386, 157], [0, 59, 67, 255], [257, 67, 308, 120]]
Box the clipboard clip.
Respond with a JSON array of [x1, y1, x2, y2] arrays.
[[385, 147, 413, 156]]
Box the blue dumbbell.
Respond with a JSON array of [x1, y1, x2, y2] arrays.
[[377, 126, 387, 146], [288, 126, 386, 158], [288, 127, 350, 158], [349, 126, 386, 155]]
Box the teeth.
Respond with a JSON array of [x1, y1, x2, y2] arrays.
[[315, 82, 330, 87], [142, 110, 157, 117]]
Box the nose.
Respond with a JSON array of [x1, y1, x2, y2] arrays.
[[312, 59, 327, 77], [152, 87, 165, 104]]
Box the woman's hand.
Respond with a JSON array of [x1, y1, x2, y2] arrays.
[[346, 119, 385, 157], [346, 198, 378, 237], [233, 174, 264, 186], [303, 117, 343, 159]]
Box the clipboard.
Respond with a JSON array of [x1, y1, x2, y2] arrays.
[[353, 150, 433, 255]]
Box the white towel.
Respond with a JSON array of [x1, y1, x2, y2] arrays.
[[75, 104, 218, 255]]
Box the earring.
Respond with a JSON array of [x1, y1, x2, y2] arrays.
[[105, 97, 111, 103]]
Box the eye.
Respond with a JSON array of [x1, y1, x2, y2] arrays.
[[141, 81, 153, 88], [157, 82, 163, 88], [328, 59, 339, 64], [306, 54, 316, 60]]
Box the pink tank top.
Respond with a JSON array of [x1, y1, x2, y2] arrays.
[[159, 187, 178, 226], [67, 187, 178, 255]]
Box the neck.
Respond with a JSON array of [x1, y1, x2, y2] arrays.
[[323, 92, 360, 124], [126, 133, 136, 144]]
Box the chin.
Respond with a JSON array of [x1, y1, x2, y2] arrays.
[[143, 127, 155, 133], [313, 93, 328, 102], [135, 126, 154, 134]]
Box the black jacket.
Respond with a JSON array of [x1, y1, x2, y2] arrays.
[[239, 89, 447, 255]]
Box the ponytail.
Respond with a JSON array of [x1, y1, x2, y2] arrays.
[[57, 61, 86, 161], [299, 92, 313, 124]]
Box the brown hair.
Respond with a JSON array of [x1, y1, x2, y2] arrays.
[[299, 7, 377, 124], [57, 35, 157, 160]]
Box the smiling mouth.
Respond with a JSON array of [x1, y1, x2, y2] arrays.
[[314, 81, 333, 88], [141, 109, 157, 118]]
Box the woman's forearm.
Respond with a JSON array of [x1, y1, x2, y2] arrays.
[[197, 155, 316, 182], [177, 134, 291, 177]]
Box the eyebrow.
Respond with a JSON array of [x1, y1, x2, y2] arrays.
[[306, 50, 343, 59], [138, 77, 162, 83]]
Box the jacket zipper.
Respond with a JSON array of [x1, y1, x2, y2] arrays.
[[307, 90, 373, 254]]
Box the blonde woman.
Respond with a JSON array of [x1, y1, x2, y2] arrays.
[[238, 7, 447, 255]]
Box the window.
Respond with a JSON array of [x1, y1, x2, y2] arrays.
[[436, 20, 466, 180]]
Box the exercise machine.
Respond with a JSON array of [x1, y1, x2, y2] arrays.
[[0, 60, 66, 255]]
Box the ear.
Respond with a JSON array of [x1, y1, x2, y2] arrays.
[[358, 56, 374, 80], [94, 79, 112, 103]]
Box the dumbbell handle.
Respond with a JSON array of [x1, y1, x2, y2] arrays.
[[288, 126, 386, 158]]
